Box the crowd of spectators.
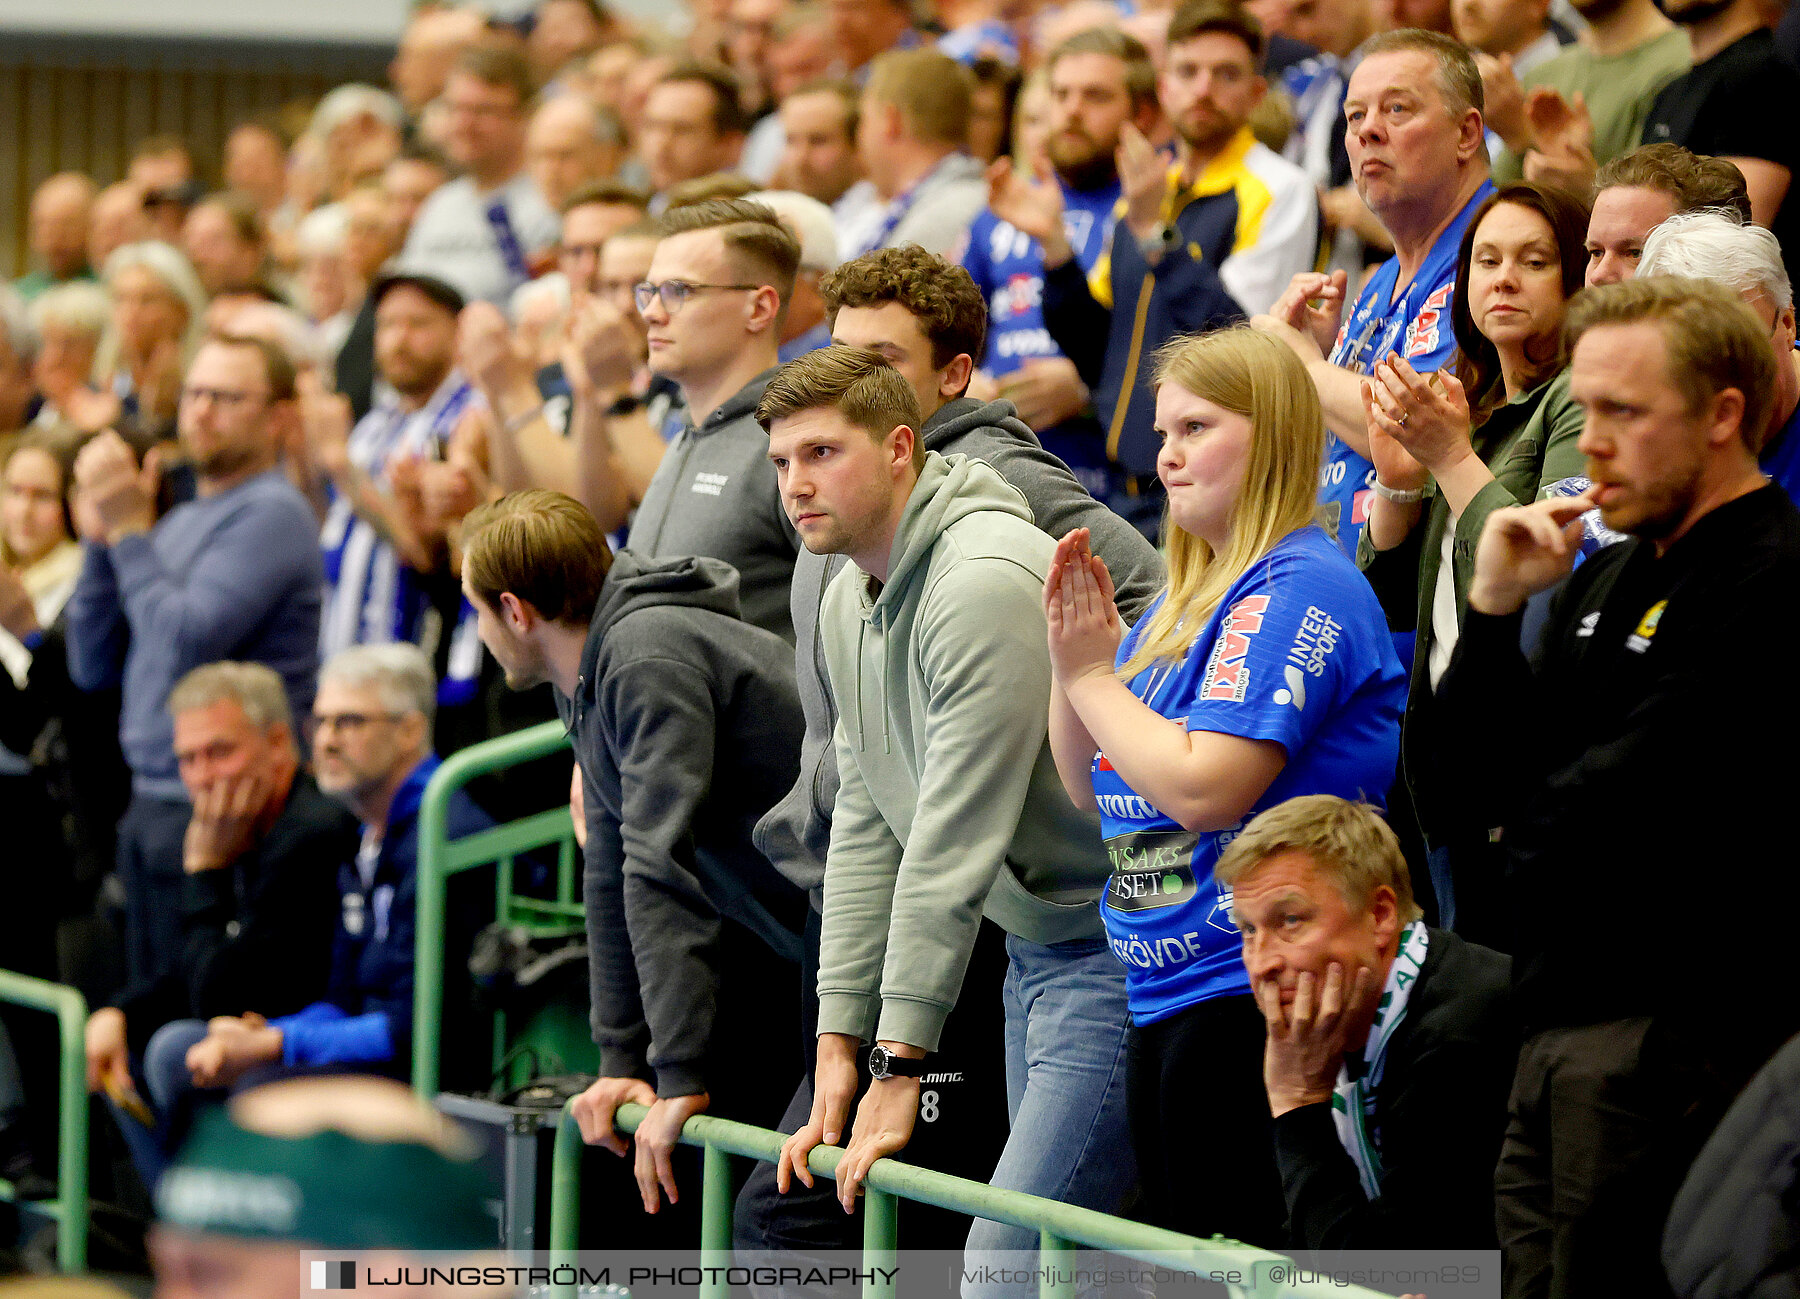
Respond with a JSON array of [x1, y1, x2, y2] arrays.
[[4, 0, 1800, 1294]]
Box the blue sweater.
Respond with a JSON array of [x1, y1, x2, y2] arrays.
[[272, 756, 493, 1069], [63, 469, 323, 792]]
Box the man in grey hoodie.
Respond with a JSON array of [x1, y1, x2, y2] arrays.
[[628, 198, 802, 641], [738, 245, 1161, 1259], [758, 347, 1137, 1283], [460, 489, 808, 1218]]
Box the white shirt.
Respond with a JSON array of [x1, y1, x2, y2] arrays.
[[397, 171, 558, 306], [1216, 139, 1322, 318], [1428, 515, 1461, 692]]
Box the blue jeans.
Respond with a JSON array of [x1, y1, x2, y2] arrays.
[[962, 935, 1136, 1298], [110, 1018, 213, 1191]]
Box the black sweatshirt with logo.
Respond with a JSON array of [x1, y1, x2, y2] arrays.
[[1434, 484, 1800, 1073]]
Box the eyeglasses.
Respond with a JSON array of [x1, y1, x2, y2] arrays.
[[633, 280, 763, 315], [311, 711, 403, 735], [180, 386, 270, 410], [444, 98, 520, 120]]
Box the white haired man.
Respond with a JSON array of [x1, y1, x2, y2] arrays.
[[177, 645, 492, 1092]]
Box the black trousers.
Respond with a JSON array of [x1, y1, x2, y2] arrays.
[[1127, 992, 1286, 1248], [733, 918, 1012, 1257], [116, 791, 192, 992], [570, 916, 803, 1250], [1495, 1018, 1742, 1299]]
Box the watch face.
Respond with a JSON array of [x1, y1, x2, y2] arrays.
[[869, 1046, 892, 1079]]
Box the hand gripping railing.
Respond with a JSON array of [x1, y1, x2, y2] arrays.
[[548, 1101, 1397, 1299], [0, 970, 88, 1270], [413, 719, 577, 1098], [420, 725, 1398, 1299]]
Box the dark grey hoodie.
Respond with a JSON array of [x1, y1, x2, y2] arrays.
[[625, 367, 800, 642], [751, 395, 1166, 903], [556, 549, 808, 1098]]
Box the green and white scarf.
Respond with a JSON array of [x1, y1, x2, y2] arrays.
[[1331, 920, 1429, 1199]]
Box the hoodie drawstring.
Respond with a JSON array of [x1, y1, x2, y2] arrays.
[[880, 614, 892, 755], [854, 619, 867, 751]]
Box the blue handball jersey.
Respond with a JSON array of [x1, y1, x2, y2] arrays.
[[1320, 182, 1495, 559], [1093, 526, 1406, 1022], [961, 180, 1120, 486]]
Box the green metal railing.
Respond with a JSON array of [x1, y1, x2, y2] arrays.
[[419, 726, 1396, 1299], [548, 1101, 1394, 1299], [0, 971, 89, 1271], [414, 719, 580, 1098]]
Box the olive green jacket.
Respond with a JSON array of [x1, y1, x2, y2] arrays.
[[1358, 367, 1586, 834]]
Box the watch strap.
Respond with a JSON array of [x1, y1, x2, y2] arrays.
[[867, 1045, 926, 1080], [1370, 478, 1429, 505]]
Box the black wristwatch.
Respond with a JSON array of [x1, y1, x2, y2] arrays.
[[867, 1044, 926, 1081]]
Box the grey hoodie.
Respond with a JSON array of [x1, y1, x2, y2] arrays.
[[625, 367, 800, 642], [815, 452, 1114, 1051], [752, 396, 1164, 903], [556, 550, 808, 1097]]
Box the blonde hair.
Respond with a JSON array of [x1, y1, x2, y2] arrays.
[[866, 49, 975, 148], [96, 240, 208, 384], [1118, 328, 1325, 682], [1214, 794, 1423, 924]]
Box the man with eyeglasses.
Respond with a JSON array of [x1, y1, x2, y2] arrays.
[[398, 44, 559, 305], [178, 643, 492, 1093], [640, 64, 751, 210], [625, 197, 802, 641], [66, 333, 323, 996]]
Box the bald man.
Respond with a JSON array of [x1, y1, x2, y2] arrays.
[[18, 173, 98, 301], [527, 94, 627, 211], [89, 181, 152, 273]]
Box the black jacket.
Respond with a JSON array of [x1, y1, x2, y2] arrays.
[[0, 614, 129, 916], [113, 774, 358, 1054], [1272, 928, 1516, 1249], [1042, 193, 1244, 480], [1435, 484, 1800, 1066], [1664, 1030, 1800, 1299], [557, 550, 807, 1098]]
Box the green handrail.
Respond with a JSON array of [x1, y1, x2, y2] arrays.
[[0, 971, 89, 1271], [414, 719, 575, 1097], [548, 1101, 1398, 1299], [424, 727, 1403, 1299]]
